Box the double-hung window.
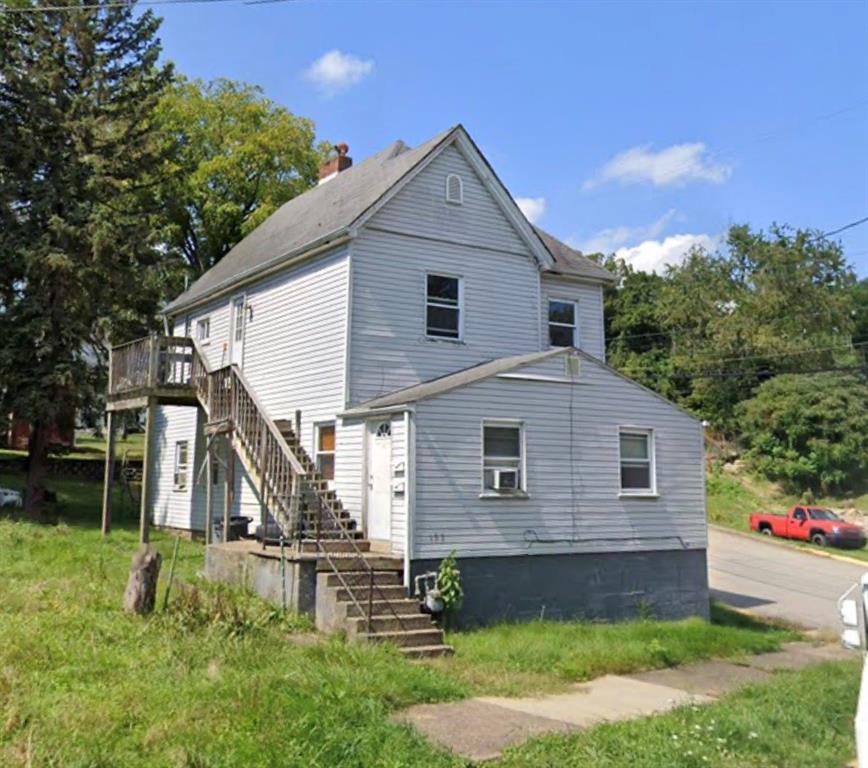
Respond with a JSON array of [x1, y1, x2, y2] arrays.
[[173, 441, 189, 491], [196, 317, 211, 343], [548, 299, 577, 347], [426, 274, 462, 340], [618, 428, 655, 495], [316, 423, 335, 481], [482, 422, 525, 494]]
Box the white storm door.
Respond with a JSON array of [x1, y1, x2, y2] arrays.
[[229, 295, 246, 367], [366, 420, 392, 541]]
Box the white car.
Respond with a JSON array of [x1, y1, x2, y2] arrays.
[[0, 488, 23, 508]]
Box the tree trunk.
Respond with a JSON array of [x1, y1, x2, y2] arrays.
[[122, 545, 162, 615], [24, 423, 48, 521]]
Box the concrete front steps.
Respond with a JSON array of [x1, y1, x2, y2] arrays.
[[316, 557, 453, 659]]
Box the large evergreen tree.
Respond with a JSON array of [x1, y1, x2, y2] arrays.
[[0, 1, 173, 517]]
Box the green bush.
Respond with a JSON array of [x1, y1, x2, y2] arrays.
[[737, 373, 868, 494]]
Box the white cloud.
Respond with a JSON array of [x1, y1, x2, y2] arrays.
[[515, 196, 546, 224], [615, 233, 720, 274], [304, 50, 374, 96], [583, 143, 732, 190], [573, 209, 718, 273], [574, 209, 678, 254]]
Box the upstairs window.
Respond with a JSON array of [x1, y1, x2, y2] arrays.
[[173, 441, 189, 491], [196, 317, 211, 342], [482, 422, 525, 494], [316, 423, 335, 481], [619, 428, 655, 495], [445, 173, 463, 204], [548, 300, 577, 347], [426, 274, 462, 340]]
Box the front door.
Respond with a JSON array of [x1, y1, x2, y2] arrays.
[[366, 419, 392, 542], [229, 295, 246, 367]]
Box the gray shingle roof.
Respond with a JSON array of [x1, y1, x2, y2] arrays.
[[164, 126, 614, 314], [164, 127, 457, 313], [342, 348, 569, 415], [534, 227, 616, 283]]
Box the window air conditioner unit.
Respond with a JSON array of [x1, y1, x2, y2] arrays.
[[493, 468, 519, 491]]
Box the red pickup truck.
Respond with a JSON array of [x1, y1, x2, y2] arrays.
[[750, 506, 866, 549]]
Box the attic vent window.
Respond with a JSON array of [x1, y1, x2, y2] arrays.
[[445, 173, 463, 205]]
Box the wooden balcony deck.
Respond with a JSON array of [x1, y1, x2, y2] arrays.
[[106, 335, 202, 411]]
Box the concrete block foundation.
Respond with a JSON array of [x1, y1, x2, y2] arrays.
[[204, 541, 318, 616], [409, 549, 709, 628]]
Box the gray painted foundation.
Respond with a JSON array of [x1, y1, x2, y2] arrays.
[[410, 549, 709, 628], [204, 543, 318, 616]]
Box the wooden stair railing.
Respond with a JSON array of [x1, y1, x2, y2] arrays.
[[109, 335, 408, 634]]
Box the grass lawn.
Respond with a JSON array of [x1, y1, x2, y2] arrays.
[[497, 659, 860, 767], [0, 467, 853, 766], [0, 430, 145, 463]]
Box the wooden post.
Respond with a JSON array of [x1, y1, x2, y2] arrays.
[[101, 410, 116, 537], [139, 396, 156, 544], [204, 437, 214, 545], [258, 420, 268, 551], [147, 333, 159, 388], [223, 434, 233, 544]]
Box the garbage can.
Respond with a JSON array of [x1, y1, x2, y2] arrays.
[[213, 516, 252, 542]]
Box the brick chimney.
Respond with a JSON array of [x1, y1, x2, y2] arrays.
[[318, 143, 352, 184]]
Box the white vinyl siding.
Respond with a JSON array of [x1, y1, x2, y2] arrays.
[[412, 353, 705, 560], [540, 276, 605, 360], [149, 405, 198, 530], [369, 143, 527, 254], [349, 228, 540, 403]]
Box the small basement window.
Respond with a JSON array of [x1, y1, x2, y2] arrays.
[[445, 173, 463, 204], [619, 428, 655, 495], [482, 422, 524, 494], [196, 317, 211, 343], [173, 440, 189, 491], [316, 423, 335, 481], [548, 299, 577, 347], [426, 273, 462, 340]]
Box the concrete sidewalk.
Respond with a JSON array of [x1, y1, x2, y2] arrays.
[[393, 642, 854, 761]]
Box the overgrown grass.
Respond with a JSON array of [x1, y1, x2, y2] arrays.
[[0, 469, 824, 765], [437, 604, 798, 696], [497, 660, 860, 767]]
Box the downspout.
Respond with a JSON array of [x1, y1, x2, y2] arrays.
[[404, 409, 415, 589]]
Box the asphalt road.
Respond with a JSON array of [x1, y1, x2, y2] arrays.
[[708, 527, 868, 634]]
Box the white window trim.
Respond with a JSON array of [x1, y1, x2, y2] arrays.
[[617, 426, 657, 497], [548, 297, 579, 348], [445, 173, 463, 205], [195, 316, 211, 345], [314, 421, 336, 484], [424, 272, 464, 343], [480, 419, 528, 499], [173, 440, 189, 492]]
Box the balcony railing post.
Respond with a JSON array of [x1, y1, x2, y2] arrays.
[[147, 333, 159, 388]]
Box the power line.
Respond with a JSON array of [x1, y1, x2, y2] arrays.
[[0, 0, 294, 11], [605, 305, 868, 345], [820, 216, 868, 239], [633, 363, 866, 384], [668, 340, 868, 370]]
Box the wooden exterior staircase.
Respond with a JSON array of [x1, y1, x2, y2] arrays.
[[105, 334, 452, 657]]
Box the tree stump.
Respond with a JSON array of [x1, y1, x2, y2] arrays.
[[123, 545, 162, 615]]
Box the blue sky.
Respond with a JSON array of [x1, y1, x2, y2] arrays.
[[156, 0, 868, 276]]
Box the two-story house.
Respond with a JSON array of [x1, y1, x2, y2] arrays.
[[106, 125, 708, 634]]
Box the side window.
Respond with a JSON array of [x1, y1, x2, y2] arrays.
[[618, 428, 655, 495], [548, 299, 577, 347], [316, 423, 335, 481], [426, 273, 462, 340], [482, 422, 524, 494], [173, 441, 189, 491], [793, 508, 806, 521], [196, 317, 211, 343]]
